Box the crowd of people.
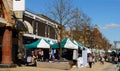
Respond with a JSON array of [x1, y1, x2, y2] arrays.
[[76, 50, 120, 69], [17, 48, 60, 66], [77, 52, 105, 68], [104, 51, 120, 64], [17, 48, 120, 69]]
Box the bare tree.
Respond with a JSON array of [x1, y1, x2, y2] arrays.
[[69, 8, 81, 30], [69, 8, 93, 46], [47, 0, 94, 59], [47, 0, 74, 26], [47, 0, 74, 60]]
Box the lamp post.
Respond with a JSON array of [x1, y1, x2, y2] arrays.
[[13, 0, 25, 58]]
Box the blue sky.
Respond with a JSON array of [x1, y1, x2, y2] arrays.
[[25, 0, 120, 45]]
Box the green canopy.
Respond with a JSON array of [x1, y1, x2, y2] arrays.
[[25, 40, 40, 48], [46, 40, 55, 45], [46, 40, 59, 48], [51, 38, 78, 49], [51, 43, 60, 48], [25, 39, 50, 48]]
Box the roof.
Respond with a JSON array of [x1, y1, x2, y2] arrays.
[[37, 14, 60, 25]]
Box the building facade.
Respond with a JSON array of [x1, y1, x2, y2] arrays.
[[0, 10, 59, 63], [23, 10, 59, 44]]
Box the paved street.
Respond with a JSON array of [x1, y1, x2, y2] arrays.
[[103, 64, 116, 71], [0, 62, 117, 71]]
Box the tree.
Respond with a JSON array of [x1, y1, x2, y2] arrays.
[[69, 8, 92, 47], [47, 0, 74, 60], [47, 0, 73, 27]]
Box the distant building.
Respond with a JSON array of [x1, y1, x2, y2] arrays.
[[114, 41, 120, 49]]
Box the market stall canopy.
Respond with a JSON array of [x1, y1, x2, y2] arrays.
[[62, 38, 78, 49], [72, 40, 83, 49], [107, 50, 112, 53], [50, 38, 78, 49], [99, 50, 105, 53], [46, 40, 59, 48], [25, 39, 50, 48], [111, 50, 116, 53], [46, 40, 56, 45], [50, 42, 59, 48], [91, 49, 97, 53], [86, 48, 91, 53], [83, 47, 91, 53]]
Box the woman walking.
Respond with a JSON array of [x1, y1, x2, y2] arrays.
[[88, 53, 93, 68]]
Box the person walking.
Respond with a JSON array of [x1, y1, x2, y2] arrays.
[[114, 56, 118, 64], [88, 53, 93, 68], [38, 49, 43, 61], [100, 56, 105, 64], [27, 55, 32, 65]]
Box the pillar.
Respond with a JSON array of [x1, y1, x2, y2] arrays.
[[1, 27, 13, 64]]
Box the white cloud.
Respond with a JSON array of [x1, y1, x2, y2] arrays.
[[102, 23, 120, 29]]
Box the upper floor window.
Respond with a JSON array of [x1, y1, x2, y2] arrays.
[[35, 22, 38, 35]]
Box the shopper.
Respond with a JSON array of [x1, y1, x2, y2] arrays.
[[88, 53, 93, 68]]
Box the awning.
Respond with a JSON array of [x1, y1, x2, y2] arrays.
[[46, 40, 55, 45], [62, 38, 78, 49], [24, 21, 33, 34], [46, 40, 59, 48], [23, 33, 57, 42], [50, 42, 59, 49], [25, 38, 50, 48], [83, 47, 91, 53], [107, 50, 112, 53], [72, 40, 83, 49], [51, 38, 78, 49]]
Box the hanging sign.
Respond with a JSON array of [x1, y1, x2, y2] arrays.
[[13, 0, 25, 11]]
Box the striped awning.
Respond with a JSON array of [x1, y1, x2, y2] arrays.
[[25, 38, 50, 48]]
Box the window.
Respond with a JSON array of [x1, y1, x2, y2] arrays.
[[35, 22, 38, 35]]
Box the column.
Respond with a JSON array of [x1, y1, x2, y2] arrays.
[[1, 27, 13, 64]]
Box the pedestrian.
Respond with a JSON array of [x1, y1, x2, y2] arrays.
[[27, 55, 32, 65], [114, 56, 118, 64], [38, 49, 43, 61], [88, 53, 93, 68], [92, 56, 95, 64], [31, 54, 37, 66], [100, 56, 105, 64]]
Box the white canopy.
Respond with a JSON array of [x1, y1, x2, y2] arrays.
[[63, 38, 78, 49]]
